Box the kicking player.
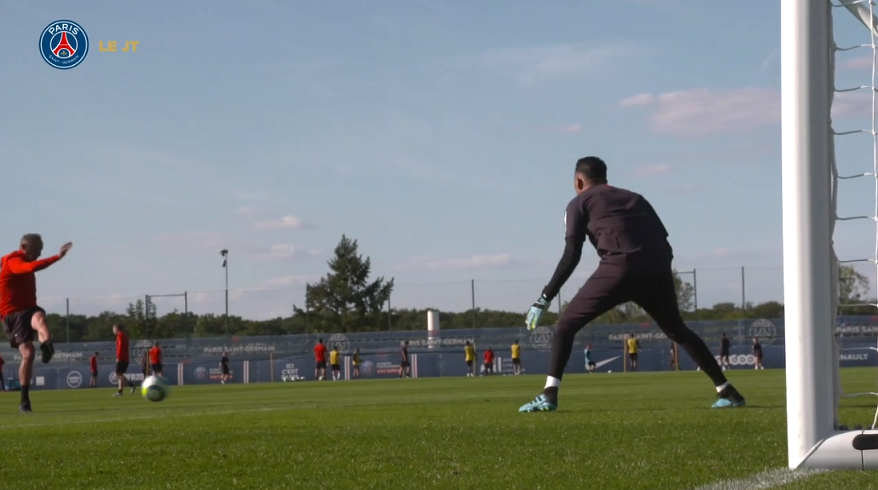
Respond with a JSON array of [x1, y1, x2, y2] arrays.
[[150, 342, 163, 377], [719, 333, 731, 371], [314, 339, 327, 381], [519, 157, 745, 412], [752, 337, 764, 370], [113, 324, 137, 396], [584, 344, 595, 373], [464, 341, 475, 377], [0, 235, 71, 412], [511, 340, 522, 375], [330, 345, 341, 381]]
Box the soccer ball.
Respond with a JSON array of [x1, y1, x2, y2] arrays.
[[607, 370, 612, 373], [141, 375, 170, 402]]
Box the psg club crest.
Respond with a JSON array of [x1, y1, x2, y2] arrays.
[[40, 20, 89, 70]]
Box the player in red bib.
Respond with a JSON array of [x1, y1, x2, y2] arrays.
[[112, 324, 137, 396], [483, 347, 494, 375], [0, 234, 72, 412], [314, 339, 327, 381], [149, 342, 163, 377], [90, 351, 99, 388]]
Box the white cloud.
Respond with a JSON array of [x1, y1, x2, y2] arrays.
[[841, 56, 872, 71], [398, 253, 518, 270], [235, 207, 255, 217], [633, 164, 672, 177], [265, 244, 323, 259], [253, 215, 312, 230], [620, 93, 654, 107], [468, 43, 647, 85], [622, 87, 873, 136]]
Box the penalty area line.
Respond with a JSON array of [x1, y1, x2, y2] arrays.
[[689, 467, 827, 490]]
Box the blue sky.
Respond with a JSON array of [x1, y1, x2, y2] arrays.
[[1, 1, 876, 321]]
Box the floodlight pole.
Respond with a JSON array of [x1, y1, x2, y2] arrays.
[[221, 249, 229, 337]]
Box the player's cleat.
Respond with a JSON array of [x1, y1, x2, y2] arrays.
[[712, 385, 746, 408], [40, 341, 54, 364], [130, 384, 137, 395], [519, 394, 558, 413], [113, 392, 122, 397], [18, 403, 32, 413]]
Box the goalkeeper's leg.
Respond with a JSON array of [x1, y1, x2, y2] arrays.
[[520, 263, 630, 412], [633, 266, 745, 408]]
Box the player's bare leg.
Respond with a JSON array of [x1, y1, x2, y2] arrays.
[[18, 342, 35, 412], [30, 311, 54, 363]]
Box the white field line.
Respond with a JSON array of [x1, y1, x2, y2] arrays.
[[690, 467, 828, 490]]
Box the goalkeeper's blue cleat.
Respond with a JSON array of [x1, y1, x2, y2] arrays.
[[711, 385, 746, 408], [519, 394, 558, 413]]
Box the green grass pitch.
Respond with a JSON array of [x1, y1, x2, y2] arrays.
[[2, 369, 878, 489]]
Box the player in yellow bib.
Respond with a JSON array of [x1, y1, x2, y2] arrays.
[[352, 348, 361, 379], [330, 346, 341, 381], [626, 334, 639, 371], [464, 341, 475, 377], [511, 340, 522, 375]]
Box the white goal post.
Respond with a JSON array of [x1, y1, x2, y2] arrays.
[[783, 0, 878, 470]]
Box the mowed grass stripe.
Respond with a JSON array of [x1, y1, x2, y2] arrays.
[[0, 369, 875, 489]]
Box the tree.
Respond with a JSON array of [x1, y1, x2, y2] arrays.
[[125, 299, 156, 339], [838, 265, 870, 304], [673, 270, 695, 312], [293, 235, 394, 333]]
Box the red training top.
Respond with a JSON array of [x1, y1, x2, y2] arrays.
[[90, 355, 97, 371], [484, 349, 494, 363], [314, 343, 326, 362], [0, 251, 60, 317], [149, 346, 161, 365], [116, 331, 129, 362]]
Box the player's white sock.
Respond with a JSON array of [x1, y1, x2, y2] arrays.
[[544, 376, 561, 389], [715, 382, 730, 393]]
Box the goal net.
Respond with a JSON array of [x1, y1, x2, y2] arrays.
[[783, 0, 878, 470]]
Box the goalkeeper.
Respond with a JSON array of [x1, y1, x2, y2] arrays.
[[519, 157, 744, 413]]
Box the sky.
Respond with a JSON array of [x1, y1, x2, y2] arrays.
[[1, 1, 877, 321]]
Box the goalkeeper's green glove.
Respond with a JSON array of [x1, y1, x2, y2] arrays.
[[525, 295, 550, 331]]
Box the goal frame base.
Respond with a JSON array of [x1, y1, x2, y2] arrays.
[[797, 430, 878, 470]]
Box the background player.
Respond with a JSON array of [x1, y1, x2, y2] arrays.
[[399, 340, 411, 378], [464, 341, 475, 377], [330, 345, 341, 381], [584, 344, 595, 373], [626, 334, 639, 371], [352, 348, 362, 379], [483, 346, 494, 375], [150, 342, 163, 377], [719, 333, 731, 371], [0, 235, 71, 412], [314, 339, 327, 380], [112, 324, 137, 396], [220, 352, 231, 383], [520, 156, 744, 412], [90, 351, 98, 388], [511, 340, 522, 375], [752, 337, 764, 370]]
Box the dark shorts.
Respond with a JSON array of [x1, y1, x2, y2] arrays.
[[629, 353, 638, 361], [331, 364, 340, 371], [466, 360, 473, 367], [558, 260, 692, 343], [400, 360, 410, 368], [222, 365, 230, 375], [720, 350, 730, 357], [115, 360, 129, 375], [512, 358, 521, 365], [91, 370, 98, 378], [755, 353, 763, 360], [151, 363, 162, 373], [316, 360, 326, 370], [587, 361, 595, 367], [1, 306, 45, 348], [484, 362, 492, 368]]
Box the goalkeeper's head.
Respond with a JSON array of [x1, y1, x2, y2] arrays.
[[574, 156, 608, 195]]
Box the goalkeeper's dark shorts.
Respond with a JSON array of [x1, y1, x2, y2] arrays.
[[559, 258, 686, 339]]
